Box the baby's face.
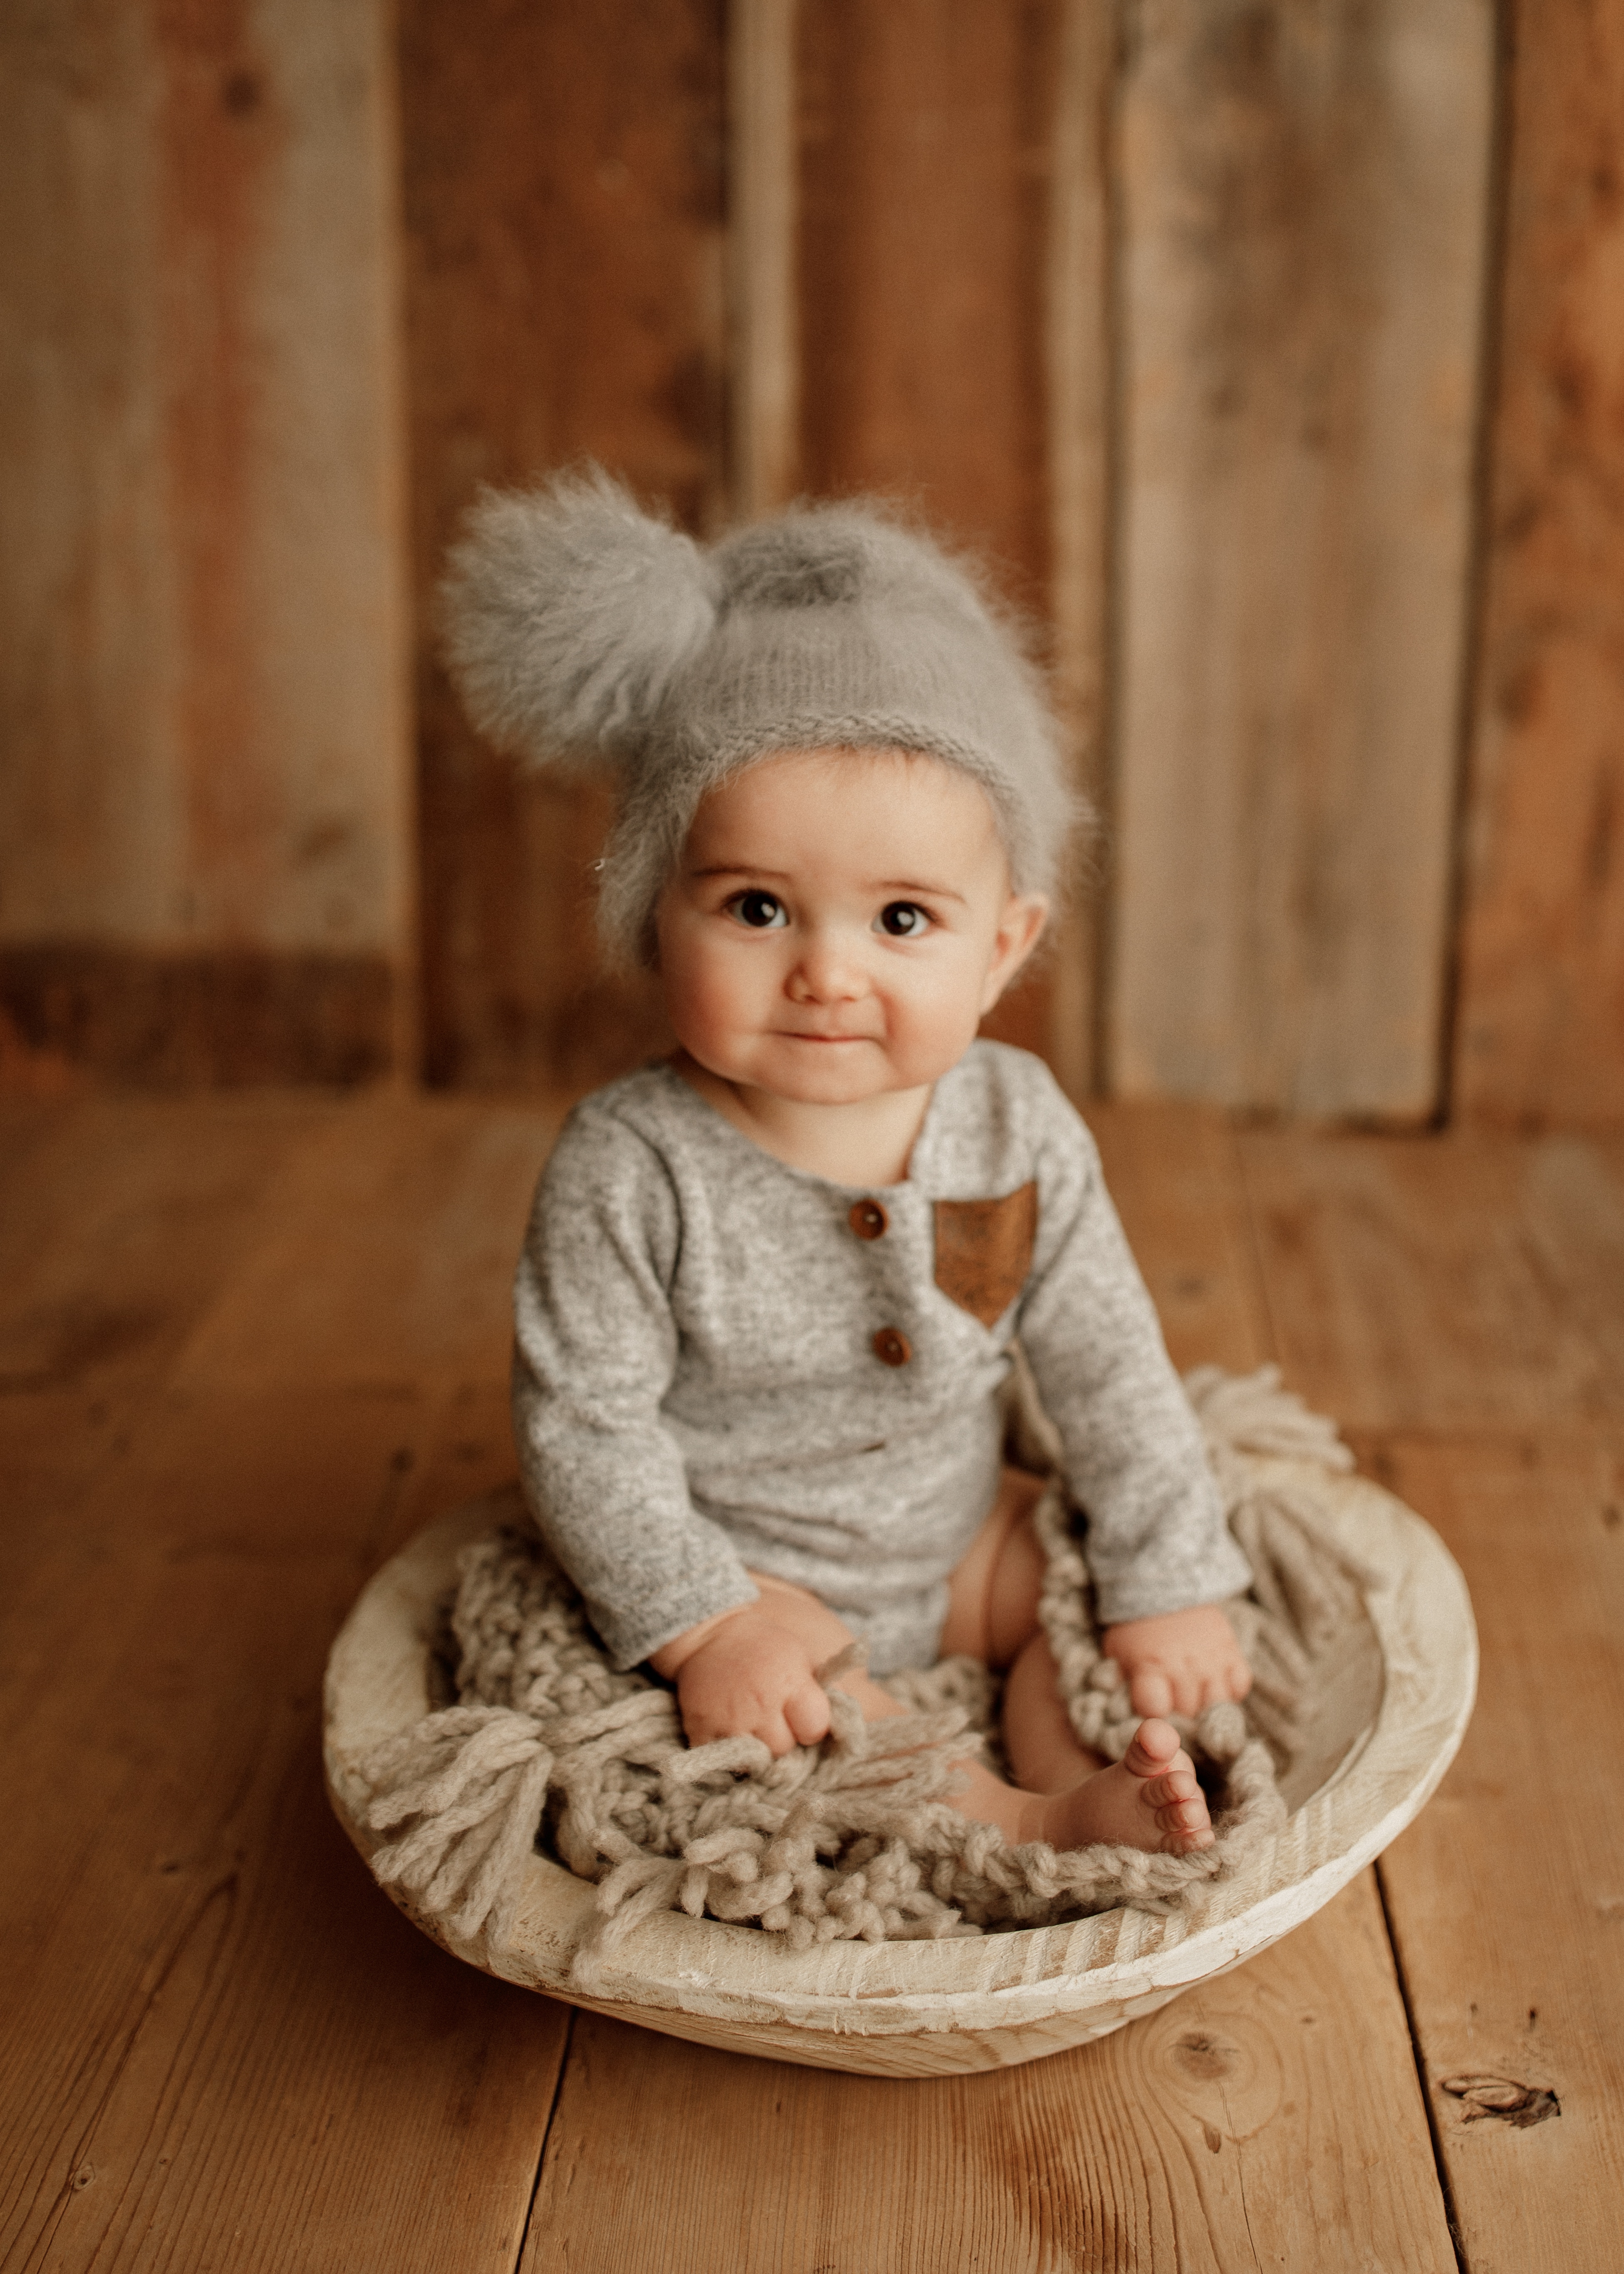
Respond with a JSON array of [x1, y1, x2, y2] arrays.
[[655, 747, 1047, 1108]]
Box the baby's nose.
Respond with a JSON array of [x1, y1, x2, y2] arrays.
[[789, 930, 866, 1000]]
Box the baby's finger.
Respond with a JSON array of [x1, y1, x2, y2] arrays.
[[784, 1683, 832, 1748], [1167, 1668, 1202, 1718], [1227, 1659, 1253, 1701], [756, 1709, 800, 1758], [1130, 1668, 1173, 1717]]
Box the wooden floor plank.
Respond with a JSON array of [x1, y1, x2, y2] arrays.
[[0, 1384, 569, 2274], [0, 1093, 334, 1402], [1085, 1102, 1276, 1376], [169, 1093, 570, 1396], [1372, 1433, 1624, 2274], [1238, 1125, 1624, 1432], [521, 1874, 1453, 2274]]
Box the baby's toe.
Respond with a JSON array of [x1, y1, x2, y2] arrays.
[[1123, 1718, 1182, 1777], [1142, 1766, 1200, 1808], [1165, 1819, 1216, 1852]]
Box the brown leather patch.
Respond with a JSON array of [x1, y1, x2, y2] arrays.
[[933, 1182, 1038, 1327]]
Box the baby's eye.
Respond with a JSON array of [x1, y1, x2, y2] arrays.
[[726, 889, 787, 930], [877, 902, 931, 939]]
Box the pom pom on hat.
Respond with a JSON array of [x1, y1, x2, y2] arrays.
[[441, 467, 719, 767]]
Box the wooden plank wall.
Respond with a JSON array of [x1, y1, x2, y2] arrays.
[[6, 1, 1624, 1123]]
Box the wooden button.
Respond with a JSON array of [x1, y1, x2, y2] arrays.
[[872, 1326, 912, 1367], [849, 1198, 888, 1240]]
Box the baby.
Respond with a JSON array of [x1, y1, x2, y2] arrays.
[[445, 472, 1253, 1858]]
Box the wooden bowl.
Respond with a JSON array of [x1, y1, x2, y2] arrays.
[[324, 1463, 1474, 2077]]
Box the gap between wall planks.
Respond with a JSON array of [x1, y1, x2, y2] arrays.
[[1452, 0, 1624, 1128], [1108, 0, 1497, 1121]]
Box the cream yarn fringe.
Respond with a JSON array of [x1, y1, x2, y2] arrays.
[[359, 1366, 1362, 1989]]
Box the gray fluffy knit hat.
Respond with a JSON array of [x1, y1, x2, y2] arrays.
[[442, 467, 1080, 965]]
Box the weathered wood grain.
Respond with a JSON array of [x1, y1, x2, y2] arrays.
[[1454, 0, 1624, 1127], [0, 1093, 330, 1401], [1238, 1122, 1624, 1432], [401, 0, 723, 1091], [520, 1875, 1452, 2273], [1371, 1433, 1624, 2274], [727, 0, 799, 517], [169, 1092, 567, 1396], [0, 0, 413, 1081], [1109, 0, 1495, 1118], [1043, 0, 1116, 1101], [797, 0, 1062, 1069], [1085, 1101, 1275, 1374], [0, 1389, 569, 2274]]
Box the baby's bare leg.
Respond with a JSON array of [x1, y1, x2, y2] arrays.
[[940, 1470, 1215, 1854]]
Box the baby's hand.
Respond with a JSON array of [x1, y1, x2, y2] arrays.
[[651, 1602, 833, 1756], [1101, 1603, 1251, 1719]]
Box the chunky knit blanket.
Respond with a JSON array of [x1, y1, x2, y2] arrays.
[[357, 1367, 1364, 1988]]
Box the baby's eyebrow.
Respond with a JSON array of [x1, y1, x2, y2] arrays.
[[872, 878, 968, 905], [690, 861, 967, 906]]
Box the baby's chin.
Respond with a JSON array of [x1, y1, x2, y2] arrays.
[[734, 1037, 944, 1105]]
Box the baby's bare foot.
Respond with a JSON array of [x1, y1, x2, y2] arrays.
[[1021, 1718, 1214, 1856]]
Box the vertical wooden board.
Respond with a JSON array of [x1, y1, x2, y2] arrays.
[[0, 1389, 570, 2274], [521, 1876, 1452, 2273], [1239, 1122, 1624, 1431], [1044, 0, 1117, 1101], [0, 0, 412, 1072], [1109, 0, 1495, 1117], [401, 0, 724, 1090], [1454, 2, 1624, 1127], [1374, 1434, 1624, 2274], [797, 0, 1062, 1066], [728, 0, 800, 518]]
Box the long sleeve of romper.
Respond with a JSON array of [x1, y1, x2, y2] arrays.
[[511, 1106, 759, 1669], [1015, 1101, 1252, 1626]]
